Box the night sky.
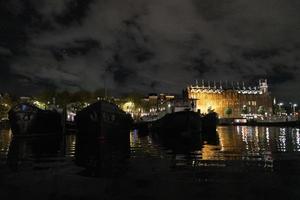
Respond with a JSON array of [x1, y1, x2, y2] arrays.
[[0, 0, 300, 101]]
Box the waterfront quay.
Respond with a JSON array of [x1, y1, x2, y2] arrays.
[[1, 126, 300, 199]]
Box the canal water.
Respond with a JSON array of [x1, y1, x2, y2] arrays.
[[0, 126, 300, 199]]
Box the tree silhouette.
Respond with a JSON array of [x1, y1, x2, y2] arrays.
[[258, 106, 265, 115], [224, 107, 233, 118], [241, 106, 248, 115]]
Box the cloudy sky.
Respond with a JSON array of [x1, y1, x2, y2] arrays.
[[0, 0, 299, 101]]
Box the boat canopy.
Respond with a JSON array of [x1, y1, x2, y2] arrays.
[[10, 103, 40, 113]]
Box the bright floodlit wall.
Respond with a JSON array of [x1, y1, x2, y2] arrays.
[[186, 80, 273, 118]]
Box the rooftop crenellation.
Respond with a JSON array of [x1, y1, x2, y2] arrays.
[[188, 79, 268, 95]]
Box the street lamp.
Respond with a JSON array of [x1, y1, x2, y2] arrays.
[[278, 102, 284, 116], [293, 104, 298, 114]]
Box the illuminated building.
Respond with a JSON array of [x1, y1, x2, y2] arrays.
[[143, 93, 175, 112], [185, 79, 273, 118]]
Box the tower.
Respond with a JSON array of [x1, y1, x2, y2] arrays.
[[259, 79, 268, 94]]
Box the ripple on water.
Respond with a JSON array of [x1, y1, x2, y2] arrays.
[[129, 127, 300, 171], [1, 127, 300, 173]]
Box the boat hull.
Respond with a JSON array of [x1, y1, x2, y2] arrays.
[[75, 101, 132, 176], [8, 103, 62, 136], [75, 100, 133, 142], [201, 112, 219, 132], [150, 111, 203, 137]]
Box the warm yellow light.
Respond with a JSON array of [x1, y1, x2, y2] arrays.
[[197, 101, 218, 114], [122, 101, 135, 113], [33, 101, 46, 109]]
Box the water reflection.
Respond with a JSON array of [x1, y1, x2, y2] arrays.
[[292, 128, 300, 151], [130, 126, 300, 170], [278, 128, 287, 152], [130, 130, 163, 158], [1, 126, 300, 173], [0, 130, 77, 172], [65, 134, 76, 157], [7, 135, 61, 171], [218, 126, 300, 154], [152, 132, 203, 154], [75, 130, 130, 177], [0, 129, 12, 159]]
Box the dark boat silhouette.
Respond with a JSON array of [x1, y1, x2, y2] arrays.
[[150, 111, 218, 135], [201, 112, 219, 132], [150, 111, 203, 138], [75, 100, 132, 177], [75, 100, 132, 141], [8, 103, 62, 136], [149, 110, 218, 154]]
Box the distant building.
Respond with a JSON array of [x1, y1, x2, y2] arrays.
[[19, 96, 31, 102], [185, 79, 273, 118], [143, 93, 175, 112]]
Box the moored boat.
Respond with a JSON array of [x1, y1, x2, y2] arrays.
[[150, 110, 203, 137], [8, 103, 62, 136], [150, 110, 218, 136], [201, 112, 219, 132], [75, 100, 133, 142]]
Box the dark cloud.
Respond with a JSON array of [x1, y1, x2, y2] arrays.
[[54, 0, 94, 25], [50, 39, 101, 60], [243, 49, 281, 60], [1, 0, 300, 101], [0, 47, 12, 56], [105, 54, 136, 85], [267, 65, 296, 84]]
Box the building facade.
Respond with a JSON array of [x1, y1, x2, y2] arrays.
[[143, 93, 175, 112], [186, 79, 273, 118]]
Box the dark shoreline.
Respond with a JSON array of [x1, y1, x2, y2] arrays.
[[1, 155, 300, 200]]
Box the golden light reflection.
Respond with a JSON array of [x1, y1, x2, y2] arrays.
[[0, 129, 12, 156], [201, 145, 221, 160], [278, 128, 287, 152], [218, 126, 267, 157], [65, 134, 76, 157], [241, 126, 249, 150], [254, 127, 260, 151], [296, 129, 300, 152], [266, 127, 270, 147], [255, 127, 259, 142], [292, 128, 300, 152], [129, 130, 161, 157], [214, 126, 247, 161]]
